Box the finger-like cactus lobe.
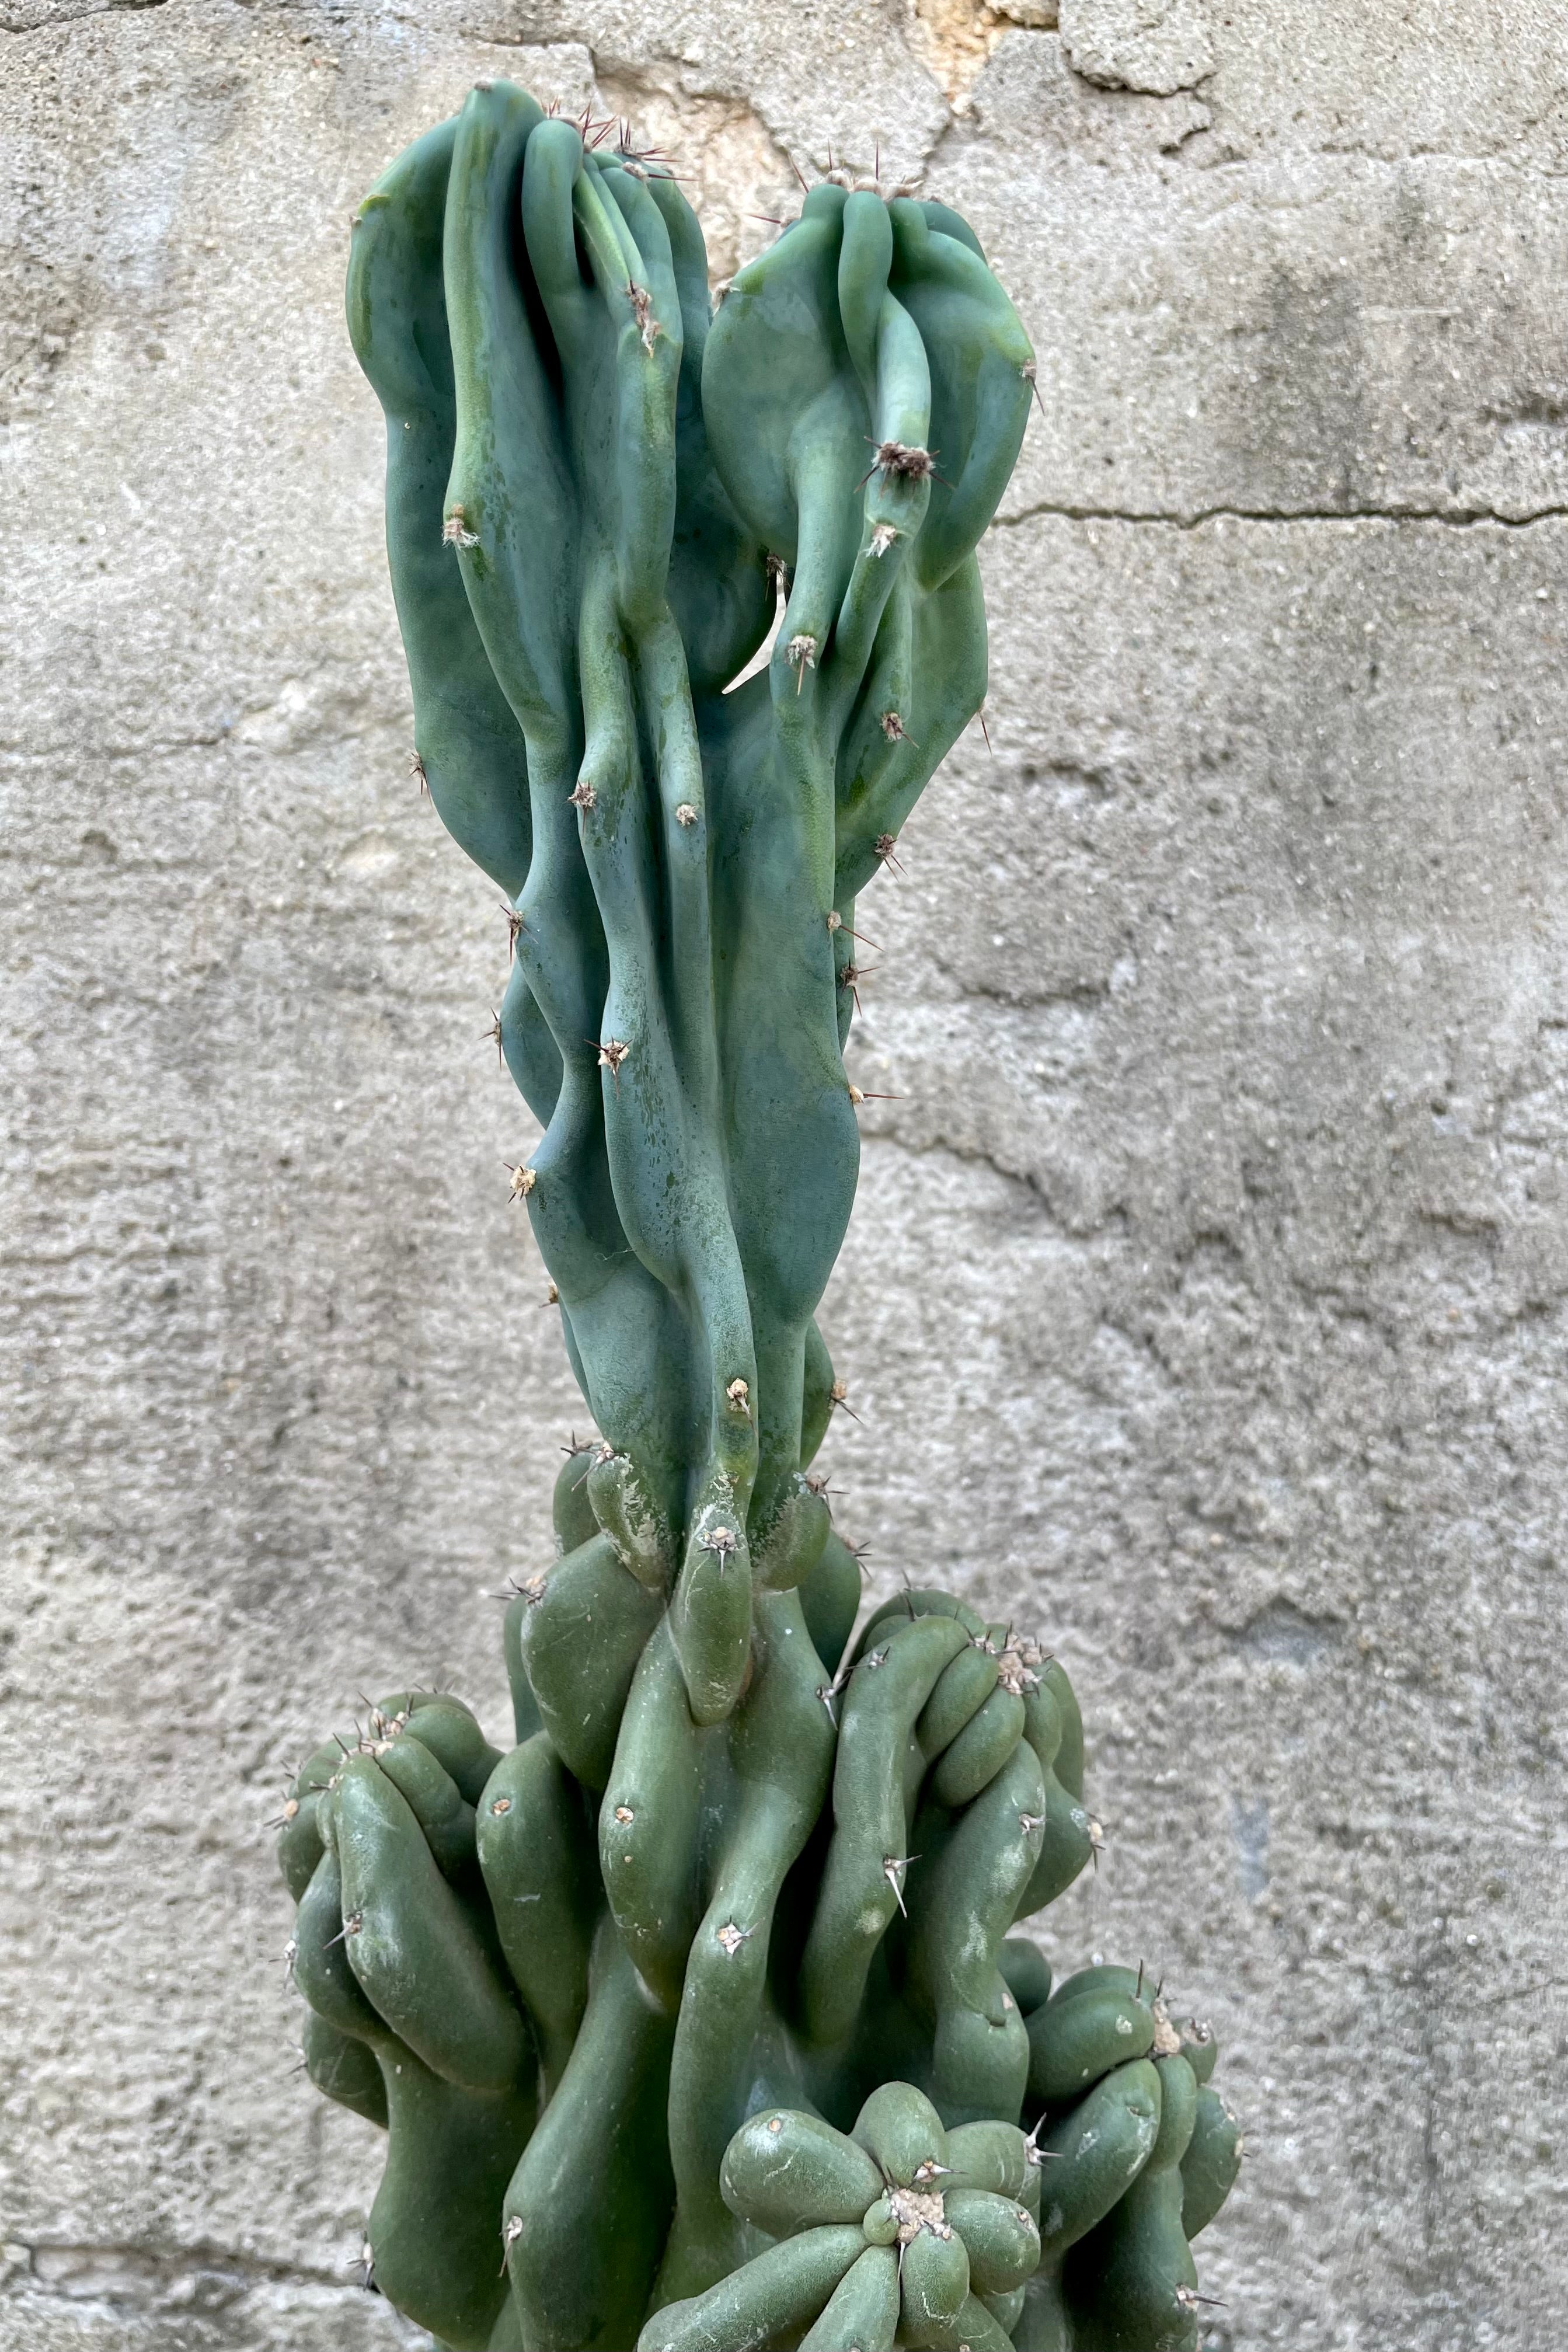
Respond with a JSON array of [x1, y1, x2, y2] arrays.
[[277, 83, 1239, 2352], [350, 83, 1032, 1618]]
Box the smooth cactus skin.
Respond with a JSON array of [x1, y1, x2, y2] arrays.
[[277, 86, 1239, 2352]]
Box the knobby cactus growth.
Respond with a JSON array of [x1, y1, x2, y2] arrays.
[[277, 81, 1241, 2352]]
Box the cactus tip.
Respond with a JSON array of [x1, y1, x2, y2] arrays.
[[887, 2183, 949, 2240], [882, 1855, 914, 1914], [1151, 1999, 1183, 2057], [626, 281, 663, 355], [785, 632, 818, 691], [859, 438, 941, 492], [995, 1633, 1042, 1695]]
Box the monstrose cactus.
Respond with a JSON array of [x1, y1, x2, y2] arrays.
[[277, 82, 1241, 2352]]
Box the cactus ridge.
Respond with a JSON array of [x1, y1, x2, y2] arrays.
[[280, 86, 1240, 2351]]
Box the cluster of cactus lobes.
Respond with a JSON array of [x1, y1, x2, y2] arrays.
[[277, 78, 1242, 2352]]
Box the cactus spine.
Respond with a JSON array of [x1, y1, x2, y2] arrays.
[[279, 85, 1240, 2351]]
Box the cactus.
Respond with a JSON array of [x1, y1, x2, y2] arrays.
[[278, 82, 1240, 2351]]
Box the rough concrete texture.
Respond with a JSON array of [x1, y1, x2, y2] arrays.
[[1, 2, 1564, 2346]]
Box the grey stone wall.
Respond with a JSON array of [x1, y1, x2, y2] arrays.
[[2, 2, 1564, 2345]]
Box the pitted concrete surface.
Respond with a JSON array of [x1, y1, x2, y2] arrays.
[[2, 4, 1564, 2346]]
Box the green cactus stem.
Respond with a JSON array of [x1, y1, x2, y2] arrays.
[[277, 85, 1240, 2352]]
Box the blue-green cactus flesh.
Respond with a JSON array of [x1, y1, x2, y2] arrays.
[[280, 92, 1239, 2351]]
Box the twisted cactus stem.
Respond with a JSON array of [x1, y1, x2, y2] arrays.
[[275, 84, 1241, 2352], [347, 83, 1031, 1687]]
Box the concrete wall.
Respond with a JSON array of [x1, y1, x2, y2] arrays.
[[3, 2, 1564, 2344]]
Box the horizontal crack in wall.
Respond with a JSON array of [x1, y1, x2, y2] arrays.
[[1, 0, 167, 33], [8, 2240, 361, 2302], [995, 499, 1568, 530]]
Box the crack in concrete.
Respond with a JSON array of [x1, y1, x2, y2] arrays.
[[0, 0, 167, 32], [6, 2239, 364, 2298], [8, 2239, 350, 2277], [856, 1119, 1102, 1229], [995, 498, 1568, 531], [1058, 0, 1212, 99]]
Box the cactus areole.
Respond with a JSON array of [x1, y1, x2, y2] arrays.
[[278, 86, 1240, 2352]]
